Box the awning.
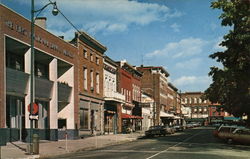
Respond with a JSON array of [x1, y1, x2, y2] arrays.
[[160, 111, 174, 118], [224, 116, 241, 121], [174, 116, 181, 119], [122, 113, 143, 119]]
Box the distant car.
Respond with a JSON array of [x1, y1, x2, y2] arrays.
[[228, 128, 250, 145], [145, 125, 174, 137], [173, 125, 184, 132]]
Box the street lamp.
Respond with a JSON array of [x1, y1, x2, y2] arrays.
[[29, 0, 58, 154]]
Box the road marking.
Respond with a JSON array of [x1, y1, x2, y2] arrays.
[[145, 129, 204, 159]]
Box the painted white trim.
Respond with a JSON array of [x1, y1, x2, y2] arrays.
[[4, 34, 74, 66]]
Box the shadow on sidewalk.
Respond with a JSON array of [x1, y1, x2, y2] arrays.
[[10, 142, 27, 152]]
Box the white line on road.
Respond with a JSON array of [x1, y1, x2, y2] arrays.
[[145, 130, 204, 159]]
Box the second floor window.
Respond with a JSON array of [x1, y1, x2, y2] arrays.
[[96, 57, 99, 65], [35, 62, 49, 79], [83, 67, 87, 90], [90, 70, 94, 88], [83, 49, 87, 58], [6, 52, 24, 71], [90, 53, 93, 62], [96, 73, 100, 94]]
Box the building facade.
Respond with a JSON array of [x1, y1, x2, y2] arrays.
[[181, 92, 210, 124], [103, 56, 125, 134], [141, 92, 154, 131], [137, 66, 170, 126], [117, 61, 142, 133], [0, 4, 79, 143], [70, 31, 106, 136]]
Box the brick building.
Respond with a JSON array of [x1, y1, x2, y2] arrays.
[[137, 66, 170, 126], [103, 56, 125, 134], [181, 92, 210, 124], [0, 4, 79, 143], [70, 31, 106, 136], [117, 61, 142, 133]]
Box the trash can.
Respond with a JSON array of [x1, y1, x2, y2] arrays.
[[32, 134, 39, 154]]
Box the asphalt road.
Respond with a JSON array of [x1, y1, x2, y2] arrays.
[[47, 127, 250, 159]]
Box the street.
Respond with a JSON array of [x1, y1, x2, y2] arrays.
[[44, 127, 250, 159]]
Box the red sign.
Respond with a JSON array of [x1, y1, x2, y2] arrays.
[[28, 103, 39, 115]]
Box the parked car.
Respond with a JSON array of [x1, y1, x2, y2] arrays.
[[145, 125, 174, 137], [216, 125, 245, 140], [173, 125, 184, 132], [226, 128, 250, 144], [186, 123, 194, 129]]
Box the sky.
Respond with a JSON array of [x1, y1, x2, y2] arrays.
[[1, 0, 229, 92]]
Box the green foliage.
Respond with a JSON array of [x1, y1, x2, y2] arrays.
[[205, 0, 250, 120]]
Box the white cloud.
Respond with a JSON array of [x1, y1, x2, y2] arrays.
[[22, 0, 183, 36], [173, 75, 211, 91], [175, 58, 202, 69], [146, 37, 207, 58], [170, 23, 180, 32], [213, 36, 227, 51]]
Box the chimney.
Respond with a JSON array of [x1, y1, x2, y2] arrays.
[[35, 17, 47, 29]]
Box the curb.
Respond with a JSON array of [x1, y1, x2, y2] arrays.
[[39, 137, 141, 159]]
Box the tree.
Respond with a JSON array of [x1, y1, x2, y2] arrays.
[[205, 0, 250, 124]]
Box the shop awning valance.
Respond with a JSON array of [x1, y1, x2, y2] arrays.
[[122, 113, 143, 119], [160, 111, 174, 118]]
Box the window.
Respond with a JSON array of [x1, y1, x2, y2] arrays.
[[199, 98, 202, 103], [194, 98, 197, 103], [96, 73, 100, 94], [83, 49, 87, 58], [90, 52, 93, 61], [96, 56, 100, 65], [83, 67, 88, 90], [80, 108, 89, 129], [6, 52, 24, 71], [90, 70, 94, 89], [35, 62, 49, 79]]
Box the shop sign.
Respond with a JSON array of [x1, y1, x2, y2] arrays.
[[5, 20, 74, 58]]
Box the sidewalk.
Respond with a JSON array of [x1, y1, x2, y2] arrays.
[[0, 132, 144, 159]]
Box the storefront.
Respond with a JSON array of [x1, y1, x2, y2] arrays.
[[0, 4, 78, 142]]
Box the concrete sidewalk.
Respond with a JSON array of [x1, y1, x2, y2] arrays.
[[0, 132, 144, 159]]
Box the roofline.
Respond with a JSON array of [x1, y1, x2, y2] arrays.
[[117, 61, 143, 77], [76, 31, 107, 54], [137, 66, 169, 77], [104, 55, 118, 67], [0, 4, 77, 49], [168, 82, 178, 91]]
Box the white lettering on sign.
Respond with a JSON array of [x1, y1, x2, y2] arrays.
[[5, 20, 74, 58]]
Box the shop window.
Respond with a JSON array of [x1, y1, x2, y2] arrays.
[[80, 108, 89, 129], [6, 95, 25, 128], [58, 119, 67, 129]]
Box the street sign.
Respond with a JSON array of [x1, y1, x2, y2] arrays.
[[29, 114, 39, 120], [28, 103, 39, 115]]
